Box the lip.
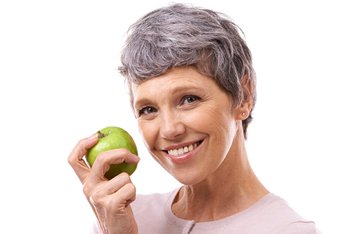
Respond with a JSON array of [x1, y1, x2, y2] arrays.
[[161, 139, 204, 164]]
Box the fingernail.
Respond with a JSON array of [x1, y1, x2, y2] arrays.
[[87, 133, 98, 144], [132, 155, 140, 163]]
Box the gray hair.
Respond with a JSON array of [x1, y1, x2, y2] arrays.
[[119, 3, 256, 138]]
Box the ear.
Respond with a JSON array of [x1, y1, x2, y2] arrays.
[[236, 101, 252, 120], [236, 73, 253, 121]]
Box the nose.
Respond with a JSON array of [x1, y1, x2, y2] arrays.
[[159, 110, 185, 140]]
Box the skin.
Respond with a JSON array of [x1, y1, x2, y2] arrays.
[[68, 66, 268, 233], [133, 66, 268, 221]]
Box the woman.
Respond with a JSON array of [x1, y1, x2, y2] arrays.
[[68, 4, 320, 233]]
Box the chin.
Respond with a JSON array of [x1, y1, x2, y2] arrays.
[[170, 169, 207, 186]]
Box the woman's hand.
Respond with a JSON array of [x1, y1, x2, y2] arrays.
[[68, 134, 140, 234]]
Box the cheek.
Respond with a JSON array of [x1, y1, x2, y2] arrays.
[[189, 105, 237, 149], [186, 104, 235, 131], [137, 120, 157, 150]]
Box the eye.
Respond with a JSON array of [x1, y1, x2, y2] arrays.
[[180, 95, 200, 105], [138, 106, 157, 117]]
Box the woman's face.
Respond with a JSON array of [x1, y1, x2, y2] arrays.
[[132, 66, 240, 185]]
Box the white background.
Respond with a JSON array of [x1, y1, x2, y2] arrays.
[[0, 0, 349, 233]]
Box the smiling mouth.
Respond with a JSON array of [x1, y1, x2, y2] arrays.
[[165, 141, 203, 157]]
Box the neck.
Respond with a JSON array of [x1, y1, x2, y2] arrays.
[[172, 125, 268, 221]]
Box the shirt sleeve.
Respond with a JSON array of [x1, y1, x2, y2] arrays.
[[279, 221, 322, 234]]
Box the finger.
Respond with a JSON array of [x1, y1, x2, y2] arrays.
[[110, 182, 137, 208], [68, 133, 99, 183], [91, 172, 132, 199], [89, 183, 136, 234], [89, 148, 140, 183], [88, 172, 133, 208]]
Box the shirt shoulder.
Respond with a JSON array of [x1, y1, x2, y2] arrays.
[[133, 190, 173, 204], [131, 189, 176, 216], [250, 193, 319, 233], [278, 221, 322, 234], [131, 188, 185, 234], [191, 193, 320, 234], [242, 193, 320, 234]]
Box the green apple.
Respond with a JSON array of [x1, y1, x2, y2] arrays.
[[86, 126, 138, 179]]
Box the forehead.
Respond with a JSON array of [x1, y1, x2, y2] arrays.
[[131, 67, 215, 103], [133, 67, 204, 86]]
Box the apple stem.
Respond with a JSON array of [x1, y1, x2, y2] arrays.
[[97, 131, 105, 139]]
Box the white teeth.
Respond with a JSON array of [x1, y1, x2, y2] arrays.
[[178, 148, 184, 155], [167, 143, 198, 157], [184, 146, 189, 153]]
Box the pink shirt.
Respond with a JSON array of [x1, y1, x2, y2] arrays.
[[92, 188, 321, 233]]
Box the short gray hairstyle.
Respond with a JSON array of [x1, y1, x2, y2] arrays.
[[119, 3, 256, 138]]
